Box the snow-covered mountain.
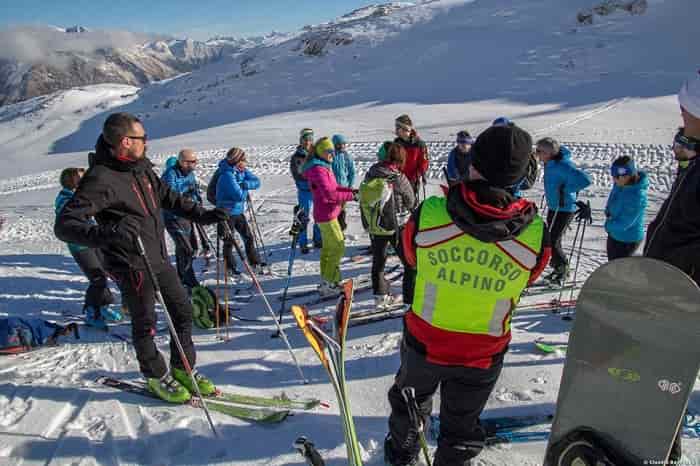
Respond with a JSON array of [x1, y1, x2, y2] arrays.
[[0, 26, 270, 107]]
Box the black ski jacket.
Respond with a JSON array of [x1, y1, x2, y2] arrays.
[[55, 135, 206, 272], [644, 158, 700, 286]]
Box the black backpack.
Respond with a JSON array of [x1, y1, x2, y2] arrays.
[[206, 169, 221, 206]]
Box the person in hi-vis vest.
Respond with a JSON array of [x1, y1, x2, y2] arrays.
[[384, 123, 552, 466]]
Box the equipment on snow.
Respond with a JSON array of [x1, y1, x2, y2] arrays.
[[97, 376, 289, 422], [291, 280, 364, 465], [220, 220, 309, 383], [294, 436, 326, 466], [135, 236, 219, 437], [246, 193, 271, 265], [543, 257, 700, 465], [0, 317, 79, 354]]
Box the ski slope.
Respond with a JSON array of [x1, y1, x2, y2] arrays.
[[0, 0, 699, 464]]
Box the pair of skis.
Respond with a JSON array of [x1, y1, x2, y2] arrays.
[[291, 280, 363, 466], [96, 376, 322, 423], [429, 412, 553, 445]]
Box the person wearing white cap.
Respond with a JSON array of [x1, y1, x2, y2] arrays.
[[644, 70, 700, 287]]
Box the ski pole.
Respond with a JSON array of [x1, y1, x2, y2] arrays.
[[554, 215, 583, 314], [135, 236, 218, 437], [274, 207, 304, 335], [223, 237, 230, 341], [215, 228, 221, 339], [220, 220, 309, 384], [401, 387, 431, 466], [564, 207, 589, 321], [247, 193, 270, 261]]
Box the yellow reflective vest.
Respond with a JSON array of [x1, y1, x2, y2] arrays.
[[412, 196, 544, 336]]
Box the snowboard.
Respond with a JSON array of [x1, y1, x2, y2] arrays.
[[544, 257, 700, 465]]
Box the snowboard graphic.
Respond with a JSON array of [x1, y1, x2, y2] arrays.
[[544, 257, 700, 465]]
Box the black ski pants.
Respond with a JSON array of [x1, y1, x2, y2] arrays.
[[388, 337, 502, 466], [71, 247, 114, 308], [606, 236, 640, 261], [113, 264, 195, 379], [219, 214, 261, 271], [546, 210, 575, 270], [370, 231, 416, 305], [165, 217, 199, 290]]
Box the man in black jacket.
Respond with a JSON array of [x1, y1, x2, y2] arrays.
[[644, 71, 700, 287], [644, 71, 700, 463], [55, 113, 227, 403]]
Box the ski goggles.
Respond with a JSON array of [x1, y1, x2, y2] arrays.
[[674, 128, 700, 152], [456, 137, 475, 145], [395, 122, 412, 132]]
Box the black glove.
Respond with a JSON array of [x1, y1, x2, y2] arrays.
[[352, 189, 359, 202], [574, 200, 593, 224], [106, 216, 141, 253], [198, 207, 229, 225], [239, 182, 248, 191]]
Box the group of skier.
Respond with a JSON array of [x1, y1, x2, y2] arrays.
[[47, 69, 700, 465]]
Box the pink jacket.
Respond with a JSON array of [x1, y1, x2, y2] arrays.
[[304, 163, 354, 223]]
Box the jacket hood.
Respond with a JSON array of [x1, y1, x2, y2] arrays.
[[366, 161, 400, 180], [302, 155, 331, 173], [92, 134, 153, 173], [556, 145, 572, 162], [218, 158, 237, 173], [446, 181, 538, 242]]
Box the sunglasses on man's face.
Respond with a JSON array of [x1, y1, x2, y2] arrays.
[[126, 134, 148, 142], [674, 129, 699, 152], [182, 159, 197, 164]]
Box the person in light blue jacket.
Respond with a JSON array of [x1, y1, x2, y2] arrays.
[[331, 134, 356, 230], [216, 147, 263, 273], [161, 150, 205, 291], [536, 137, 592, 283], [605, 156, 648, 260], [54, 167, 114, 320]]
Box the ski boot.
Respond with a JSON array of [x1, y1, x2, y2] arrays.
[[384, 433, 419, 466], [172, 367, 217, 396], [543, 265, 569, 287], [147, 372, 191, 404], [317, 280, 341, 299], [374, 294, 402, 311], [84, 306, 108, 331], [100, 306, 123, 322]]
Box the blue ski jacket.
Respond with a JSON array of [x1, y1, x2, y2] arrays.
[[331, 150, 356, 188], [54, 188, 88, 254], [605, 171, 649, 243], [543, 146, 591, 213], [216, 159, 261, 216], [161, 163, 202, 221]]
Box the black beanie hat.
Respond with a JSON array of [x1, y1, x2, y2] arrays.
[[470, 124, 533, 188]]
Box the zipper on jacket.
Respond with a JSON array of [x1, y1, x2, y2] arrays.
[[644, 165, 691, 254], [131, 183, 149, 216]]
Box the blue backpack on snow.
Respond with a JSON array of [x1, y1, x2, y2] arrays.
[[0, 318, 79, 354]]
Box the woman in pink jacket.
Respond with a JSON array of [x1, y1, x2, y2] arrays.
[[302, 137, 357, 297]]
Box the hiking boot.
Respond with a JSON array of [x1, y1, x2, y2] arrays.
[[172, 367, 217, 396], [374, 294, 402, 311], [147, 373, 191, 403], [317, 281, 341, 299], [84, 306, 108, 331], [100, 306, 124, 322], [384, 433, 419, 466]]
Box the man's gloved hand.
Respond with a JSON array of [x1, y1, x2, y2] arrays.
[[574, 200, 593, 224], [107, 216, 141, 253], [198, 207, 229, 225]]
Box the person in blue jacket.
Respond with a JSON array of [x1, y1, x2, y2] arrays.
[[290, 128, 322, 253], [605, 156, 648, 261], [161, 150, 204, 292], [216, 147, 263, 273], [55, 167, 115, 323], [536, 137, 592, 283], [446, 130, 475, 185], [331, 134, 356, 230]]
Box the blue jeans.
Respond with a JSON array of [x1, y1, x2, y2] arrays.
[[297, 189, 321, 247]]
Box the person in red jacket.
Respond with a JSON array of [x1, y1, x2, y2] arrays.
[[384, 123, 551, 466], [394, 114, 429, 198]]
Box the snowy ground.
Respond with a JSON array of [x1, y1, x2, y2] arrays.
[[0, 138, 698, 465], [1, 0, 699, 463]]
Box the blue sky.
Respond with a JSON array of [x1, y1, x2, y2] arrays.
[[0, 0, 371, 40]]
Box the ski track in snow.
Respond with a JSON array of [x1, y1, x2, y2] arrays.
[[0, 140, 698, 465]]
